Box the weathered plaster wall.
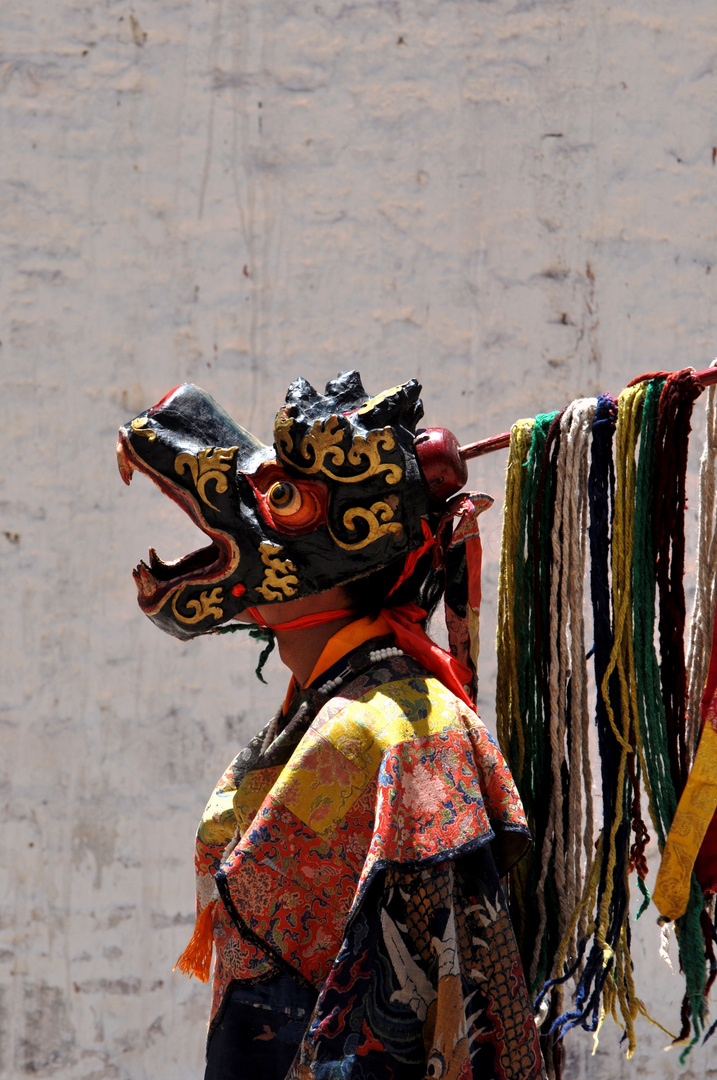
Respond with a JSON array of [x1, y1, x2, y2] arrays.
[[1, 0, 716, 1076]]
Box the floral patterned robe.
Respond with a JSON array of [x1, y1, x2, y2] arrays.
[[193, 646, 545, 1079]]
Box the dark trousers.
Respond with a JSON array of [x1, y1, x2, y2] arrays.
[[204, 973, 317, 1080]]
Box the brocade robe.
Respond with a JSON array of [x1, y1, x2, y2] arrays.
[[194, 642, 545, 1079]]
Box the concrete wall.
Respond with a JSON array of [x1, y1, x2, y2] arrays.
[[1, 0, 716, 1075]]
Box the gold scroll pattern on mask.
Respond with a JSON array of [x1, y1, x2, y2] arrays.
[[328, 501, 403, 551], [174, 447, 238, 511], [131, 417, 157, 441], [256, 542, 299, 601], [275, 416, 403, 486], [356, 385, 404, 416], [172, 586, 224, 624]]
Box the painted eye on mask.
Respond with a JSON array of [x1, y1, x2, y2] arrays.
[[267, 482, 302, 516], [249, 465, 328, 536]]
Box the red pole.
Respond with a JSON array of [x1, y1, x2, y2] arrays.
[[458, 432, 512, 460], [695, 365, 717, 388]]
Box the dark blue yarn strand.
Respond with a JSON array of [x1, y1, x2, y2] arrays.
[[534, 934, 589, 1013], [589, 395, 620, 823]]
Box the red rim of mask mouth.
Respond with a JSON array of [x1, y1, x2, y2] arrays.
[[116, 430, 240, 616]]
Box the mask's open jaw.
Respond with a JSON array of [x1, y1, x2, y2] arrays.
[[116, 431, 239, 614]]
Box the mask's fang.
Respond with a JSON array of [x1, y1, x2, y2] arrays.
[[148, 547, 167, 570], [116, 437, 136, 486]]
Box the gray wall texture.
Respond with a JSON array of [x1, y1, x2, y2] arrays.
[[2, 0, 717, 1076]]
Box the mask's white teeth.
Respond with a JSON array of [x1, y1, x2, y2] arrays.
[[133, 560, 158, 598]]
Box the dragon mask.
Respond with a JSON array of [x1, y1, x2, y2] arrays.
[[116, 371, 469, 641]]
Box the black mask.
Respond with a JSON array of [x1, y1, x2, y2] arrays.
[[117, 371, 432, 640]]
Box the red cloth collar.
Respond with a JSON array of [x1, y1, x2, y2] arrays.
[[380, 602, 475, 710], [247, 606, 355, 632], [250, 601, 475, 711]]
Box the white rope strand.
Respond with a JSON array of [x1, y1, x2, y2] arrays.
[[686, 358, 717, 758], [532, 399, 596, 987]]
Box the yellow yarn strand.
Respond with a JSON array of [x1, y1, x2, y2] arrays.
[[496, 419, 535, 776], [495, 418, 535, 955], [551, 833, 604, 983]]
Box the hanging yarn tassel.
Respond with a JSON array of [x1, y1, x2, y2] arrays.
[[687, 358, 717, 759], [497, 371, 717, 1062], [672, 366, 717, 1052], [632, 376, 672, 859], [174, 899, 216, 982], [496, 419, 536, 789], [526, 409, 564, 994], [542, 399, 596, 976], [648, 369, 707, 1052], [585, 391, 620, 981], [553, 385, 647, 1055], [526, 400, 597, 1079], [496, 419, 537, 1007], [508, 412, 560, 995], [498, 412, 574, 1078], [653, 369, 702, 794]]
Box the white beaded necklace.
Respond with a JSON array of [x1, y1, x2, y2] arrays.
[[316, 647, 404, 696]]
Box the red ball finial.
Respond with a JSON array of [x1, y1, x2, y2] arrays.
[[414, 428, 469, 501]]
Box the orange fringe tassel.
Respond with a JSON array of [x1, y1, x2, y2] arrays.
[[174, 900, 215, 982]]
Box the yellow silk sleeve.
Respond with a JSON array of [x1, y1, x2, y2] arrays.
[[653, 723, 717, 921]]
